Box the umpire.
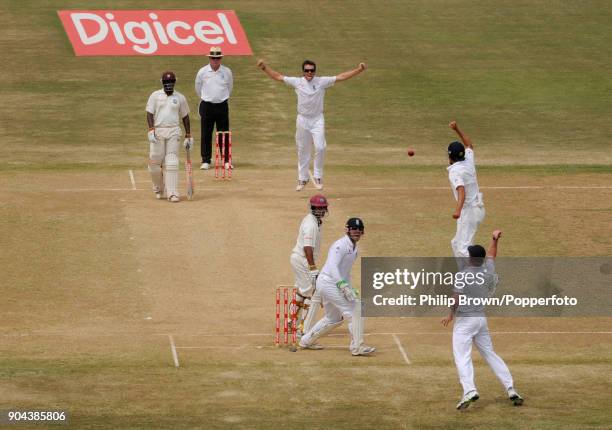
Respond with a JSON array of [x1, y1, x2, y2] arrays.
[[195, 46, 233, 170]]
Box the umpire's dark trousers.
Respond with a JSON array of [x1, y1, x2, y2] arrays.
[[199, 100, 230, 164]]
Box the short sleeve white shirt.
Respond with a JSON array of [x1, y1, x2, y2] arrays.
[[447, 148, 481, 206], [320, 235, 359, 285], [283, 76, 336, 117], [146, 90, 190, 128], [195, 64, 233, 103], [292, 213, 322, 260]]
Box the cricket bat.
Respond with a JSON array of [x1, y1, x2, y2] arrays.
[[185, 148, 194, 200]]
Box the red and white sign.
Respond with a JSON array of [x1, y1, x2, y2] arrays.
[[57, 10, 252, 56]]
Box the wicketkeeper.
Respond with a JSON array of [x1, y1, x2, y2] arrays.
[[291, 195, 328, 337], [146, 71, 193, 202], [299, 218, 375, 356]]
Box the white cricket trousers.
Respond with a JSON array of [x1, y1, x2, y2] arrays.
[[300, 277, 363, 352], [295, 114, 326, 182], [290, 252, 314, 297], [453, 316, 514, 395], [149, 127, 180, 198], [452, 204, 485, 257]]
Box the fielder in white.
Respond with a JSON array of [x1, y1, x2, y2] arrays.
[[257, 59, 367, 191], [447, 121, 485, 257], [146, 71, 193, 202], [442, 230, 524, 410], [299, 218, 375, 356], [291, 195, 329, 337]]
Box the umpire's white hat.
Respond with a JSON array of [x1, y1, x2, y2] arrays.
[[207, 46, 223, 58]]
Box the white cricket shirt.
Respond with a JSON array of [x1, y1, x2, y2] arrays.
[[292, 213, 322, 259], [145, 90, 190, 128], [283, 76, 336, 117], [447, 148, 481, 206], [195, 64, 233, 103], [454, 259, 499, 317], [319, 235, 359, 285]]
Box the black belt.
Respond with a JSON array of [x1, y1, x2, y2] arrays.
[[202, 100, 228, 105]]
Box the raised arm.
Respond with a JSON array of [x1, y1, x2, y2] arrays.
[[449, 121, 473, 150], [336, 63, 367, 82], [487, 230, 502, 259], [257, 59, 284, 81]]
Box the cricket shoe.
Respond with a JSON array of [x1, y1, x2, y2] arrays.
[[168, 195, 180, 203], [153, 186, 164, 200], [224, 162, 234, 170], [295, 180, 308, 192], [507, 387, 524, 406], [313, 177, 323, 190], [200, 162, 210, 170], [456, 391, 479, 410], [351, 345, 376, 356], [298, 342, 324, 350]]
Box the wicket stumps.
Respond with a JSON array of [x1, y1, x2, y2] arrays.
[[275, 286, 297, 348], [214, 131, 232, 180]]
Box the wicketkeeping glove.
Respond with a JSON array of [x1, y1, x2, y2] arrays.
[[337, 280, 359, 302], [183, 136, 194, 150], [147, 129, 157, 144]]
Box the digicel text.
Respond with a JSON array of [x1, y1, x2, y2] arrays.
[[58, 10, 253, 56]]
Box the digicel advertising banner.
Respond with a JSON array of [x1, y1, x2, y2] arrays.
[[57, 10, 252, 56]]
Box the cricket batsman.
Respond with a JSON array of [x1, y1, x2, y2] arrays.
[[442, 230, 524, 410], [299, 218, 375, 356], [447, 121, 485, 256], [146, 71, 193, 202], [291, 195, 328, 337]]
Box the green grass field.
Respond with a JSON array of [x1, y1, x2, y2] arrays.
[[1, 1, 611, 429]]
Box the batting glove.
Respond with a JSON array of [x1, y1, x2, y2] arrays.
[[147, 129, 157, 144], [183, 136, 194, 150], [309, 269, 319, 283]]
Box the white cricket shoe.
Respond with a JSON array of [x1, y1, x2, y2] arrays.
[[153, 186, 163, 200], [456, 391, 479, 410], [168, 195, 180, 203], [298, 341, 324, 350], [224, 162, 234, 170], [351, 345, 376, 356], [507, 387, 524, 406], [295, 180, 307, 192], [314, 177, 323, 190], [200, 162, 210, 170]]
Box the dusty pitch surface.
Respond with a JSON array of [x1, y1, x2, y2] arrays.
[[1, 167, 611, 428]]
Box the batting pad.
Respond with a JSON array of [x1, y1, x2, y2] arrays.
[[164, 153, 179, 197], [148, 159, 163, 191]]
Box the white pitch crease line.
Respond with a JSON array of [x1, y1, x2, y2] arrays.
[[153, 331, 612, 338], [168, 335, 180, 368], [128, 170, 137, 190], [54, 188, 137, 192], [392, 334, 411, 365]]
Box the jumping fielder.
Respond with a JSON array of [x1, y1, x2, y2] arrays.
[[447, 121, 485, 257], [257, 59, 366, 191], [291, 195, 328, 337], [442, 230, 524, 410], [299, 218, 375, 356], [146, 71, 192, 202]]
